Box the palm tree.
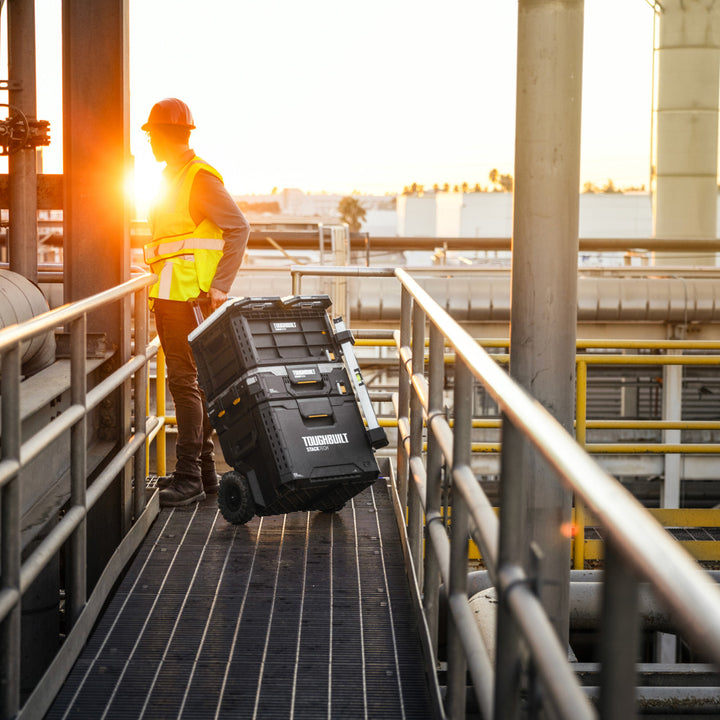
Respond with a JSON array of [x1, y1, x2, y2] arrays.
[[338, 196, 367, 233]]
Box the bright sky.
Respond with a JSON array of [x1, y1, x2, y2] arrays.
[[33, 0, 655, 202]]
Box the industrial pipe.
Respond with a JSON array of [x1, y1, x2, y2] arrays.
[[0, 269, 55, 377]]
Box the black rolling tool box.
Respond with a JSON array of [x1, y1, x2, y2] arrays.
[[189, 295, 387, 524]]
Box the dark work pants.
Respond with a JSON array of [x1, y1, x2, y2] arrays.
[[153, 299, 215, 480]]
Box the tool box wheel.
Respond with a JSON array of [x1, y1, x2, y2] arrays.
[[218, 471, 256, 525], [321, 503, 346, 513]]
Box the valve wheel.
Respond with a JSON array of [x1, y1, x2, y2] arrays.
[[0, 104, 29, 154]]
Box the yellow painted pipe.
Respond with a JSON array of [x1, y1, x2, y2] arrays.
[[585, 444, 720, 454]]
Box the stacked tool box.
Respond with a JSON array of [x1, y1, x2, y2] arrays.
[[189, 295, 387, 523]]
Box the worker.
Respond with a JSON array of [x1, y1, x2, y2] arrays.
[[142, 97, 250, 507]]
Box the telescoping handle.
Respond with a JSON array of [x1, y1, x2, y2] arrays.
[[189, 297, 211, 328], [332, 317, 388, 449]]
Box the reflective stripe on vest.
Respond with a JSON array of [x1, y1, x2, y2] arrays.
[[143, 236, 224, 263], [156, 260, 175, 299]]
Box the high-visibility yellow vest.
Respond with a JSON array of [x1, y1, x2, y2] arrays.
[[144, 156, 225, 302]]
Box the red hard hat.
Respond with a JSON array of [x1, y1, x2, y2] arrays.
[[141, 97, 196, 131]]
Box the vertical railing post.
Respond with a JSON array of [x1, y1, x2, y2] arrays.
[[396, 286, 412, 510], [156, 346, 167, 477], [0, 345, 22, 720], [317, 222, 325, 265], [134, 288, 148, 519], [68, 314, 87, 627], [408, 301, 426, 583], [330, 225, 349, 324], [662, 348, 682, 508], [599, 538, 640, 719], [659, 347, 682, 662], [446, 359, 472, 720], [424, 323, 445, 656], [573, 359, 587, 570]]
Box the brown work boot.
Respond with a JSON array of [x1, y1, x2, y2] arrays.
[[156, 473, 174, 489], [158, 471, 218, 494], [202, 472, 220, 495], [159, 474, 206, 507]]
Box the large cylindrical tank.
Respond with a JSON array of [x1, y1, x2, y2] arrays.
[[0, 269, 56, 377], [654, 0, 720, 265]]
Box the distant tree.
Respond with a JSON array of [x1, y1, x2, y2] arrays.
[[602, 179, 622, 194], [338, 196, 367, 232], [582, 181, 599, 194], [442, 182, 450, 192], [461, 182, 469, 193], [473, 183, 483, 193], [499, 174, 513, 192], [489, 169, 513, 192]]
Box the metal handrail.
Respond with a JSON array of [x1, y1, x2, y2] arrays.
[[393, 266, 720, 719], [0, 273, 158, 720]]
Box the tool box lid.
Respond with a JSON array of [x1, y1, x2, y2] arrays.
[[281, 295, 332, 311]]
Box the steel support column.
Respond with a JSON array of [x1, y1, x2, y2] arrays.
[[62, 0, 130, 326], [496, 3, 583, 717], [62, 0, 131, 586], [7, 0, 39, 282]]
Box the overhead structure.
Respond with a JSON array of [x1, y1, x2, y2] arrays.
[[653, 0, 720, 266]]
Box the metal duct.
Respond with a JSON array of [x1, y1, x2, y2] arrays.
[[0, 269, 55, 377], [347, 275, 720, 323]]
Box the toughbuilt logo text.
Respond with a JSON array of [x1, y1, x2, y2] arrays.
[[302, 432, 349, 452]]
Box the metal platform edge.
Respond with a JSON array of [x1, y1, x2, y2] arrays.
[[18, 492, 161, 720]]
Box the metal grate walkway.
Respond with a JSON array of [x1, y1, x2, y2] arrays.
[[45, 480, 434, 719]]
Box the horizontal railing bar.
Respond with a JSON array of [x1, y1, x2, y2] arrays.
[[377, 335, 720, 351], [453, 464, 499, 577], [19, 506, 85, 596], [426, 513, 452, 585], [86, 433, 146, 510], [580, 355, 720, 365], [409, 455, 428, 506], [0, 458, 20, 489], [85, 354, 147, 412], [443, 353, 720, 367], [13, 405, 85, 477], [585, 444, 720, 454], [144, 416, 163, 443], [586, 420, 720, 430], [0, 588, 20, 629], [0, 275, 154, 353], [355, 334, 720, 351]]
